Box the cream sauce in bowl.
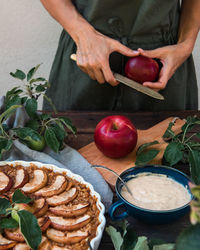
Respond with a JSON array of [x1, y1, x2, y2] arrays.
[[121, 173, 191, 211]]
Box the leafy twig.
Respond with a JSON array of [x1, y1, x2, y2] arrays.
[[0, 190, 41, 250], [0, 64, 77, 157], [135, 116, 200, 184]]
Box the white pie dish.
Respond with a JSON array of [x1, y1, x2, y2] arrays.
[[0, 160, 106, 250]]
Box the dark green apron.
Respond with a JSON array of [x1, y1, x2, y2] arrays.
[[43, 0, 198, 112]]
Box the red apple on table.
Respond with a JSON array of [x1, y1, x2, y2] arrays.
[[94, 115, 138, 158], [125, 55, 160, 83]]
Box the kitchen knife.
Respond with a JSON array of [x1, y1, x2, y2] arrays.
[[70, 54, 164, 100]]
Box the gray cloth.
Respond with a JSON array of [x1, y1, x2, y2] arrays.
[[1, 98, 113, 211]]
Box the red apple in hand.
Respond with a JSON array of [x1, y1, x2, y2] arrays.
[[94, 115, 138, 158], [125, 55, 160, 83]]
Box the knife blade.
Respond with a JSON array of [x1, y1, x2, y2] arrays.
[[70, 54, 164, 100], [113, 73, 164, 100]]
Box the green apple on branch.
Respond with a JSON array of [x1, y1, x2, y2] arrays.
[[0, 64, 76, 158]]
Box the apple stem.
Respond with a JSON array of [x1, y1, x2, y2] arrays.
[[112, 123, 118, 130]]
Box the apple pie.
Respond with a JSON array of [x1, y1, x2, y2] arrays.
[[0, 161, 105, 250]]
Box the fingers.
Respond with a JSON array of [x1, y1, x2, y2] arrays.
[[77, 53, 115, 84], [113, 41, 139, 57], [143, 62, 172, 91], [93, 68, 106, 84], [138, 47, 162, 59], [102, 60, 118, 86]]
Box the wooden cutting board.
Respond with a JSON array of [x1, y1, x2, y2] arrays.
[[78, 117, 185, 187]]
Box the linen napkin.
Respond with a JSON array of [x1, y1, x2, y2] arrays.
[[1, 97, 113, 211]]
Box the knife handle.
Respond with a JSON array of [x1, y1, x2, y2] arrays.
[[70, 54, 77, 62]]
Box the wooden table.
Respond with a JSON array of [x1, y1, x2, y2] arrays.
[[59, 110, 200, 249]]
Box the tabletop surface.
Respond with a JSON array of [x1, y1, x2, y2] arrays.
[[57, 110, 200, 250]]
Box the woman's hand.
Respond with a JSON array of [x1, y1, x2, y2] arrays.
[[137, 44, 192, 91], [75, 29, 139, 86]]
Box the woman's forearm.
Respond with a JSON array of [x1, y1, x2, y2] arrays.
[[178, 0, 200, 53], [40, 0, 139, 86], [40, 0, 94, 44]]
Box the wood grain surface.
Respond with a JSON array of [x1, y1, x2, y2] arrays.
[[78, 117, 185, 187], [58, 110, 200, 249]]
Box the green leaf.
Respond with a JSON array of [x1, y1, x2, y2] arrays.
[[196, 133, 200, 138], [25, 98, 38, 119], [59, 117, 77, 134], [190, 210, 200, 225], [44, 127, 60, 153], [35, 85, 46, 92], [5, 95, 21, 110], [136, 141, 159, 156], [39, 113, 51, 121], [115, 219, 129, 237], [0, 105, 22, 124], [5, 87, 23, 108], [30, 77, 46, 84], [122, 228, 138, 250], [50, 123, 66, 143], [188, 150, 200, 184], [27, 64, 41, 81], [163, 142, 184, 166], [44, 80, 50, 88], [181, 116, 200, 133], [18, 210, 42, 250], [187, 141, 200, 149], [2, 124, 9, 132], [191, 186, 200, 200], [0, 139, 13, 159], [106, 226, 123, 250], [175, 224, 200, 250], [43, 94, 57, 113], [135, 149, 160, 165], [12, 189, 32, 204], [10, 69, 26, 80], [0, 218, 18, 229], [21, 97, 28, 104], [5, 87, 21, 101], [163, 122, 175, 140], [134, 236, 149, 250], [0, 198, 11, 215], [25, 119, 40, 131], [153, 244, 175, 250], [13, 127, 42, 142]]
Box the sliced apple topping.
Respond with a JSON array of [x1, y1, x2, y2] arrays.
[[13, 236, 50, 250], [49, 214, 91, 231], [49, 203, 89, 217], [46, 187, 77, 206], [66, 182, 73, 191], [38, 216, 51, 232], [38, 236, 51, 250], [0, 171, 13, 194], [13, 169, 29, 189], [51, 245, 71, 250], [33, 198, 48, 217], [4, 228, 24, 242], [21, 170, 47, 193], [34, 175, 67, 197], [13, 243, 30, 250], [0, 233, 16, 249], [46, 228, 88, 244]]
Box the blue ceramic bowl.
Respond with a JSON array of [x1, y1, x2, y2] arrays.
[[109, 165, 193, 224]]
